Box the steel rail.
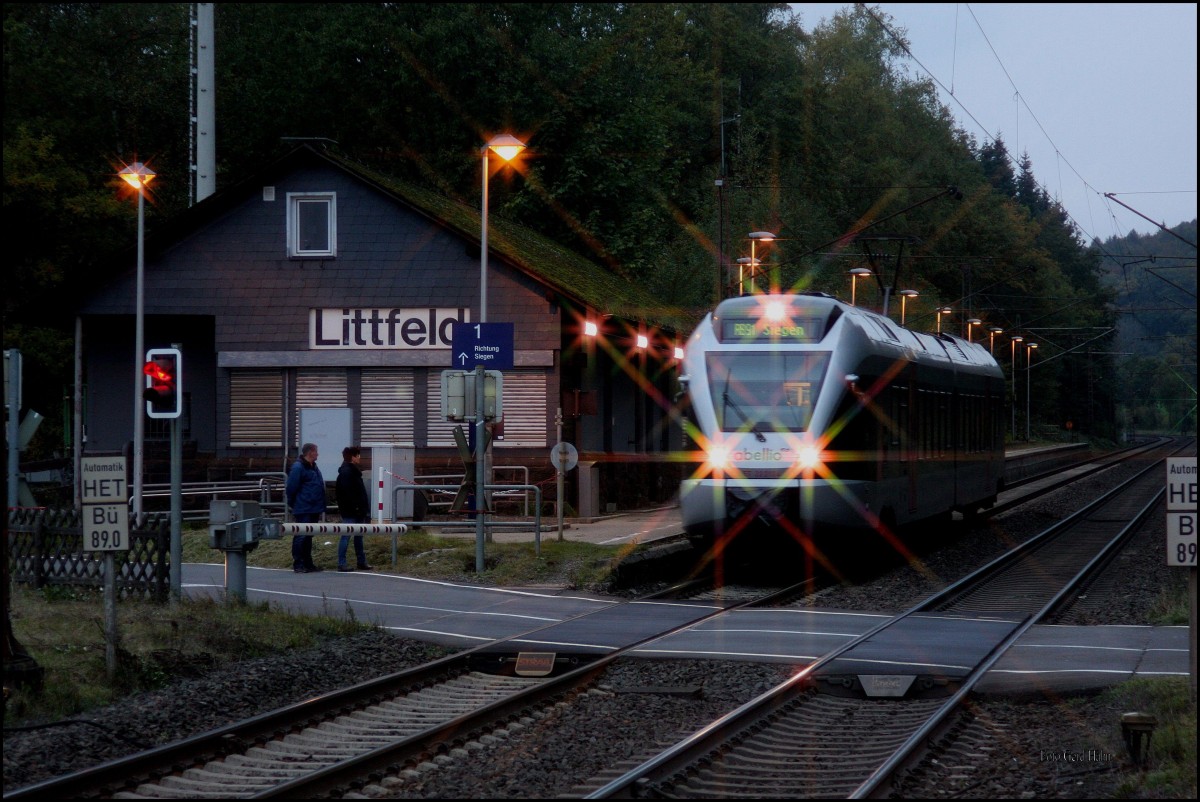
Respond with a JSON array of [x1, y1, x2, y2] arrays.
[[585, 438, 1185, 799]]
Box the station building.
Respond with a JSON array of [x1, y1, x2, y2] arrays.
[[76, 145, 689, 517]]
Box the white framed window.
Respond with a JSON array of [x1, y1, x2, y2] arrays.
[[287, 192, 337, 257]]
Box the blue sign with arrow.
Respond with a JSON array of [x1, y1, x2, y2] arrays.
[[452, 322, 514, 370]]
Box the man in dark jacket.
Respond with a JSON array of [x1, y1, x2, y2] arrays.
[[286, 442, 325, 573], [335, 446, 373, 571]]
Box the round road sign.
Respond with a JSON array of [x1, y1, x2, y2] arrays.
[[551, 442, 579, 472]]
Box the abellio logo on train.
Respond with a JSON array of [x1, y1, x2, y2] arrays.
[[732, 447, 791, 462]]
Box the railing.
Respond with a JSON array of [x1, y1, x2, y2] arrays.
[[412, 465, 532, 516], [128, 467, 535, 524], [391, 482, 544, 555], [391, 483, 542, 528], [132, 474, 288, 521]]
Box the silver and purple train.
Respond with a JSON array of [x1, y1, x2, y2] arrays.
[[678, 292, 1006, 550]]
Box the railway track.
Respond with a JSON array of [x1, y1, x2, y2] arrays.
[[6, 440, 1181, 799], [583, 437, 1190, 798]]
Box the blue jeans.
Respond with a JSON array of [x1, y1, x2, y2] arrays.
[[338, 516, 367, 568], [291, 513, 319, 570]]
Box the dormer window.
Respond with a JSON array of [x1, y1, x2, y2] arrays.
[[287, 192, 336, 257]]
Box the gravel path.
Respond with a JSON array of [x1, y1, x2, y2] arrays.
[[3, 460, 1188, 797]]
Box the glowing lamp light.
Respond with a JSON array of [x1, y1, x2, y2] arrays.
[[848, 267, 872, 307], [674, 346, 685, 360], [486, 133, 526, 162], [636, 334, 649, 349], [707, 446, 730, 471], [584, 320, 598, 337], [796, 445, 822, 471], [764, 299, 787, 322], [118, 162, 156, 189]]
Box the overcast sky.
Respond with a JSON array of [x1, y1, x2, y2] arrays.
[[790, 3, 1198, 242]]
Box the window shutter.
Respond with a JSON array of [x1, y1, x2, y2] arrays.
[[426, 372, 460, 448], [230, 369, 283, 447], [295, 368, 348, 445], [495, 370, 547, 447], [361, 369, 415, 445]]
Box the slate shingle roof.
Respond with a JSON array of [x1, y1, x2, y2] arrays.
[[130, 144, 692, 333]]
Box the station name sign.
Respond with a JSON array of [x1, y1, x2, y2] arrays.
[[310, 308, 469, 350]]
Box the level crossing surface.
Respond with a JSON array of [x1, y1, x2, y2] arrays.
[[180, 499, 1188, 697]]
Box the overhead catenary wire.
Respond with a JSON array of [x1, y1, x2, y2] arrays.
[[857, 3, 1195, 253]]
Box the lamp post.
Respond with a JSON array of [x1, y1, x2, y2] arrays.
[[966, 318, 982, 342], [1025, 342, 1038, 441], [988, 326, 1003, 354], [1010, 336, 1023, 439], [476, 134, 525, 572], [480, 134, 525, 323], [736, 257, 760, 296], [936, 306, 953, 334], [849, 267, 872, 307], [119, 161, 155, 526], [898, 289, 918, 326], [748, 231, 776, 293]]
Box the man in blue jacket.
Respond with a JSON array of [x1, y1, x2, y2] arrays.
[[286, 442, 326, 573]]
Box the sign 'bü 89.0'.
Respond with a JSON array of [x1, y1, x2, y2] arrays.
[[81, 456, 130, 552], [1166, 457, 1197, 567]]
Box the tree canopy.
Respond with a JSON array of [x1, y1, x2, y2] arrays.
[[5, 2, 1157, 454]]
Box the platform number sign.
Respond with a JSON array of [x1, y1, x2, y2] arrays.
[[1166, 457, 1197, 566], [81, 457, 130, 552]]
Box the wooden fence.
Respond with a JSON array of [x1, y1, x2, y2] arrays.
[[7, 509, 170, 602]]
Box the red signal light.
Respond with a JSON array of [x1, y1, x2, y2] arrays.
[[143, 348, 182, 419]]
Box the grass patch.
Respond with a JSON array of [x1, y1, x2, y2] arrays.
[[182, 522, 627, 589], [6, 523, 633, 727], [1148, 581, 1191, 626], [4, 583, 370, 726]]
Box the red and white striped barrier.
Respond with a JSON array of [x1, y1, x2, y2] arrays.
[[377, 467, 385, 523], [281, 522, 409, 535], [376, 466, 420, 524]]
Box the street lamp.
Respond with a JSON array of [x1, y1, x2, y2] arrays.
[[119, 161, 155, 525], [936, 306, 953, 334], [748, 231, 776, 293], [736, 257, 760, 296], [480, 134, 525, 322], [988, 326, 1003, 354], [849, 267, 872, 307], [898, 289, 918, 326], [477, 133, 525, 572], [966, 318, 982, 342], [1025, 342, 1038, 441], [1010, 336, 1023, 439]]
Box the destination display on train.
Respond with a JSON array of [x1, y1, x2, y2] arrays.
[[720, 317, 824, 343]]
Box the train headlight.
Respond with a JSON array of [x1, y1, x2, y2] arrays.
[[796, 445, 822, 471], [764, 299, 787, 322], [708, 446, 730, 471]]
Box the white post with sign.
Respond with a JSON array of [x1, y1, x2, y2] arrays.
[[1166, 456, 1197, 696], [553, 408, 579, 543], [81, 456, 130, 679]]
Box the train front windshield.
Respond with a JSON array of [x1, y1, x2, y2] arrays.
[[706, 351, 831, 432]]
